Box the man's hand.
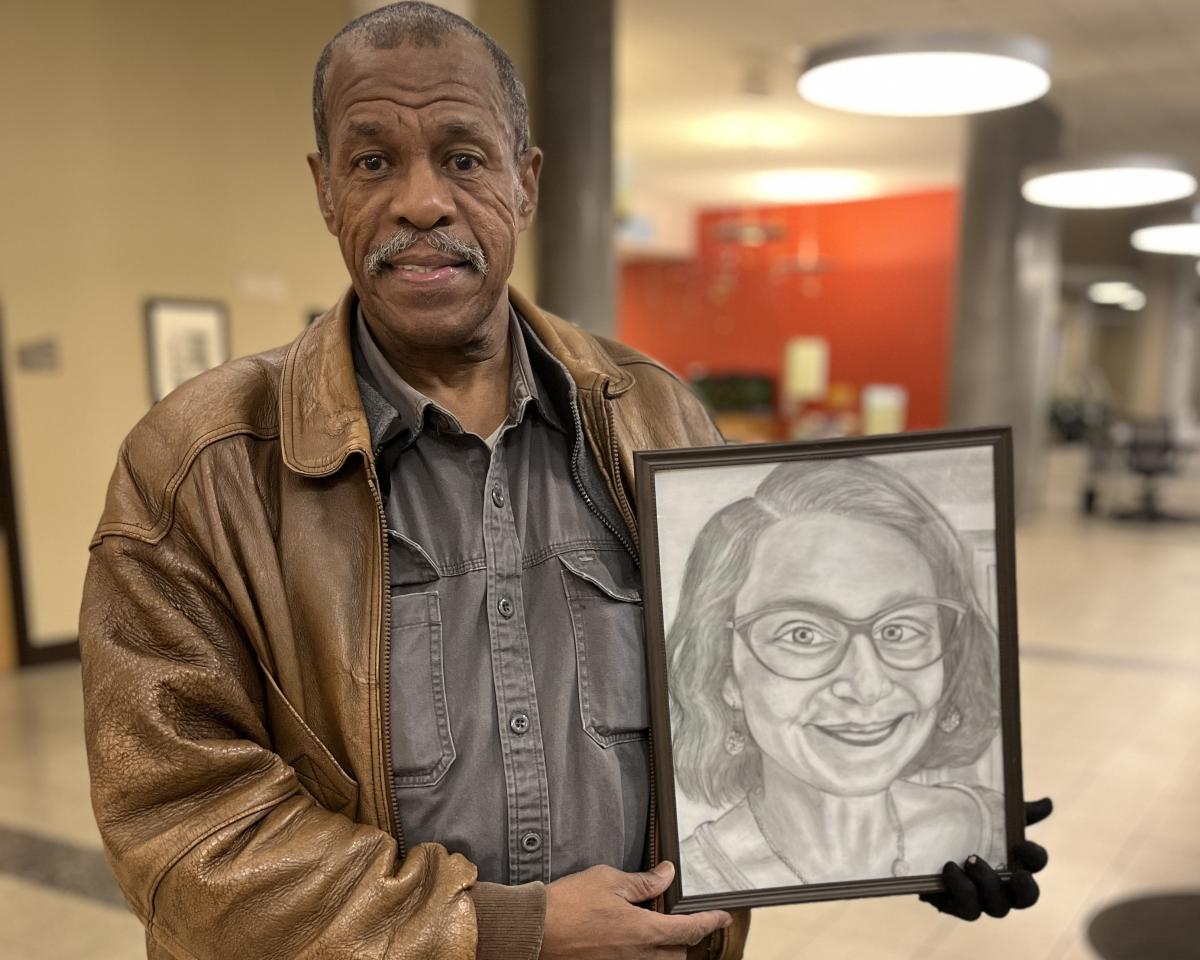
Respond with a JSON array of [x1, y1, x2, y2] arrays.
[[540, 862, 732, 959], [920, 797, 1053, 921]]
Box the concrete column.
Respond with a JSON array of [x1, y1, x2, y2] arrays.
[[1129, 256, 1199, 428], [949, 102, 1062, 515], [533, 0, 615, 336]]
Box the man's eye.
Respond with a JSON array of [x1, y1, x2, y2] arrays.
[[357, 155, 387, 173], [450, 154, 480, 172]]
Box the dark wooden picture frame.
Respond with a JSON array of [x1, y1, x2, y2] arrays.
[[145, 297, 230, 403], [635, 427, 1025, 913]]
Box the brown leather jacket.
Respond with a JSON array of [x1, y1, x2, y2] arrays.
[[80, 287, 749, 960]]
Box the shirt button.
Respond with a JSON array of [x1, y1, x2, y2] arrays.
[[497, 597, 514, 619], [521, 831, 542, 853], [491, 486, 505, 508], [509, 712, 530, 735]]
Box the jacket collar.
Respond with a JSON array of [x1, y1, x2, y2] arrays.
[[280, 285, 632, 476], [508, 286, 634, 398]]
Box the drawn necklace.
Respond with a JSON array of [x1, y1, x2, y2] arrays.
[[748, 787, 910, 882]]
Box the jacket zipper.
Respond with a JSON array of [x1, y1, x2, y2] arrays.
[[601, 398, 640, 554], [567, 384, 637, 564], [598, 393, 659, 879], [570, 384, 661, 892], [367, 448, 404, 858]]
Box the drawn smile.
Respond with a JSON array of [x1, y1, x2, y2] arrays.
[[810, 716, 908, 747]]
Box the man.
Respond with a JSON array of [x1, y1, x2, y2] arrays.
[[80, 4, 1048, 959]]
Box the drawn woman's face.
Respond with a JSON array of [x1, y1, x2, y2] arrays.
[[730, 512, 945, 797]]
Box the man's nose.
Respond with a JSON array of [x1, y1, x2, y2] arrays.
[[387, 157, 455, 229], [829, 633, 894, 705]]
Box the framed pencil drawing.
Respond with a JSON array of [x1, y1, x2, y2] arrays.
[[635, 427, 1025, 913], [145, 298, 230, 403]]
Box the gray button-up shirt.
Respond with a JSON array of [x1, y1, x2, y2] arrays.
[[353, 304, 649, 886]]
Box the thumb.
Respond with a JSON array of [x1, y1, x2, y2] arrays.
[[620, 861, 675, 902]]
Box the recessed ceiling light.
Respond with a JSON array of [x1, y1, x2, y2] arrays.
[[798, 32, 1051, 117], [1131, 222, 1200, 256], [1119, 290, 1147, 311], [744, 168, 879, 203], [1022, 155, 1196, 209], [1088, 281, 1140, 306]]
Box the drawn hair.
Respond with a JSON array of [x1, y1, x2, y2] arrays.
[[668, 457, 1000, 808]]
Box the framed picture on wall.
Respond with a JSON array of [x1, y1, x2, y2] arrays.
[[145, 298, 230, 403], [634, 427, 1024, 913]]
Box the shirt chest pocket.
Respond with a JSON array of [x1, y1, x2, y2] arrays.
[[389, 532, 456, 788], [560, 551, 649, 748]]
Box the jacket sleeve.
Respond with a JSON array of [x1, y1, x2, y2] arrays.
[[79, 523, 483, 960]]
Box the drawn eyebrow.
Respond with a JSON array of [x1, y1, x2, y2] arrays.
[[741, 592, 929, 620]]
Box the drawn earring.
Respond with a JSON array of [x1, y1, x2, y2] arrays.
[[725, 709, 746, 756], [938, 704, 962, 733]]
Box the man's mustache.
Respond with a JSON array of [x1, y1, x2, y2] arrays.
[[364, 228, 488, 278]]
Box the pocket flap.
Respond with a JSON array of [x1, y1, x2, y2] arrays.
[[388, 529, 440, 586], [560, 551, 642, 603], [260, 667, 359, 817]]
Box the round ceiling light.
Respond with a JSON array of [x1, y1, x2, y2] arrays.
[[1131, 222, 1200, 256], [798, 32, 1051, 117], [1088, 281, 1140, 305], [1120, 290, 1148, 311], [1087, 281, 1146, 311], [1022, 155, 1197, 209]]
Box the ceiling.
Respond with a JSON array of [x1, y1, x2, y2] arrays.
[[616, 0, 1200, 258]]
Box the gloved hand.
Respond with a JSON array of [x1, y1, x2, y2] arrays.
[[919, 797, 1052, 920]]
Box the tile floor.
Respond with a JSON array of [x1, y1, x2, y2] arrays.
[[1, 450, 1197, 959]]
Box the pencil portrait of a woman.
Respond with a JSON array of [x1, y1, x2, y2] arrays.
[[664, 456, 1005, 895]]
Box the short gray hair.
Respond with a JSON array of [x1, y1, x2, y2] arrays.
[[312, 1, 531, 165]]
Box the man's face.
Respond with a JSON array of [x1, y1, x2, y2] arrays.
[[309, 34, 540, 351]]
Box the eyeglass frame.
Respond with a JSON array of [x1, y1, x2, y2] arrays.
[[727, 596, 970, 681]]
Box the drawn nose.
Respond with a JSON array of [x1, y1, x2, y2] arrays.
[[829, 634, 894, 705]]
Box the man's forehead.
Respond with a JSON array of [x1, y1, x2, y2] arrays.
[[325, 33, 504, 114]]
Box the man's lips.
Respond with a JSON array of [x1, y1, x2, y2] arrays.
[[387, 256, 467, 271], [809, 715, 909, 747], [381, 258, 469, 285]]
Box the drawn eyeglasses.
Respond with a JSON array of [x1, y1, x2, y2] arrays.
[[728, 598, 968, 680]]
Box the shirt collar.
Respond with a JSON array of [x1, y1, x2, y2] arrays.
[[353, 302, 565, 451]]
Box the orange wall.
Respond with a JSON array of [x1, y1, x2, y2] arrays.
[[617, 190, 960, 431]]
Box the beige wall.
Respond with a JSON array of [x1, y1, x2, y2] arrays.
[[0, 0, 542, 648]]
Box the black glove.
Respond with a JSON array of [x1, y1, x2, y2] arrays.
[[919, 797, 1052, 920]]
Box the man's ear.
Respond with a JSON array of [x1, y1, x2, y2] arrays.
[[307, 152, 337, 236], [516, 147, 542, 233]]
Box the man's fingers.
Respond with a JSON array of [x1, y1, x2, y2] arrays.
[[964, 856, 1010, 918], [1007, 869, 1041, 909], [1013, 840, 1049, 873], [940, 861, 983, 920], [650, 909, 732, 946], [1024, 797, 1053, 826], [616, 861, 675, 903]]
